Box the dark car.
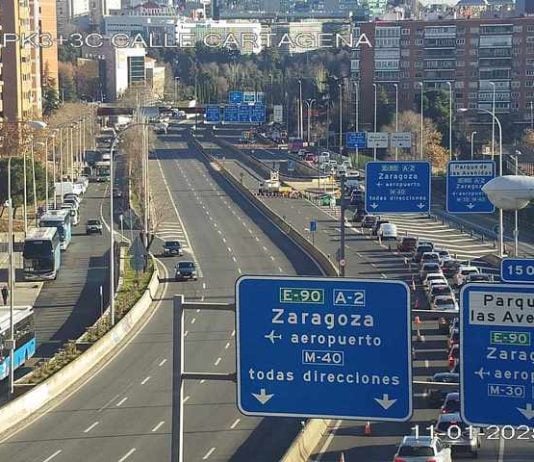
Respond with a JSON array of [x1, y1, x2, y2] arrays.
[[86, 219, 103, 235], [351, 209, 368, 222], [442, 259, 460, 278], [434, 413, 481, 457], [426, 372, 459, 407], [175, 261, 197, 281], [113, 187, 123, 198], [163, 241, 183, 257], [397, 236, 417, 253], [361, 215, 379, 229]]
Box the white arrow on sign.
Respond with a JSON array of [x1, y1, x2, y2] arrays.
[[252, 389, 274, 405], [466, 203, 475, 209], [370, 203, 379, 209], [416, 203, 426, 209], [517, 403, 534, 420], [374, 394, 397, 410]]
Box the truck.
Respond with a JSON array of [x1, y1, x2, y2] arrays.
[[258, 171, 294, 196], [55, 181, 83, 199]]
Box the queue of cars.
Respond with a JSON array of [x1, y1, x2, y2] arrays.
[[389, 236, 495, 460], [160, 240, 198, 281]]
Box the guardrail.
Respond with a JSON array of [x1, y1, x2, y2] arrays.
[[0, 256, 160, 439]]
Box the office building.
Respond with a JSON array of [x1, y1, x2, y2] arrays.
[[40, 0, 59, 90], [0, 0, 35, 120], [145, 57, 166, 99], [353, 17, 534, 127]]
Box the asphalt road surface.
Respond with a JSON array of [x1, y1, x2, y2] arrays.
[[0, 126, 323, 462]]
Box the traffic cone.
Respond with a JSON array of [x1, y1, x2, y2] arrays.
[[364, 421, 372, 436]]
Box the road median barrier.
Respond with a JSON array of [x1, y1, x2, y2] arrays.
[[189, 133, 338, 277], [0, 251, 159, 439], [281, 419, 333, 462]]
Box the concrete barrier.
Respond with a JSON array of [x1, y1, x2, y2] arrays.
[[281, 419, 332, 462], [0, 261, 160, 438]]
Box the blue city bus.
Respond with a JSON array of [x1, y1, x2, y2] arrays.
[[39, 209, 72, 250], [0, 306, 36, 380], [22, 227, 62, 281]]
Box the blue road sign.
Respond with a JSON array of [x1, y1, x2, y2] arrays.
[[346, 132, 366, 149], [365, 161, 431, 214], [238, 105, 252, 122], [446, 160, 495, 213], [236, 276, 412, 420], [251, 104, 266, 123], [309, 220, 317, 232], [205, 105, 221, 123], [460, 283, 534, 427], [229, 91, 243, 104], [501, 258, 534, 283], [224, 105, 239, 122]]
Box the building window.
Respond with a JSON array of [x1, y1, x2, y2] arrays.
[[455, 81, 464, 89], [401, 49, 410, 57], [527, 70, 534, 76], [528, 26, 534, 33], [402, 82, 410, 89], [401, 28, 410, 35], [526, 81, 534, 87], [400, 39, 410, 46], [514, 26, 523, 33], [470, 27, 479, 34], [415, 39, 423, 46], [456, 38, 465, 46], [512, 81, 521, 88]]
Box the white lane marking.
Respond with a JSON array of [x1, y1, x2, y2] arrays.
[[184, 330, 189, 337], [227, 247, 232, 252], [214, 357, 222, 366], [158, 159, 203, 277], [201, 295, 205, 302], [202, 448, 216, 460], [232, 256, 237, 262], [42, 450, 62, 462], [381, 273, 387, 278], [217, 229, 222, 235], [202, 282, 207, 289], [84, 421, 100, 433], [314, 420, 343, 461], [255, 236, 259, 241], [158, 358, 167, 367], [200, 379, 206, 384], [196, 309, 200, 313], [141, 376, 151, 385], [238, 268, 242, 274], [262, 246, 268, 251], [270, 256, 275, 261], [231, 330, 236, 337], [222, 237, 227, 243], [116, 397, 128, 407], [424, 360, 429, 369], [225, 342, 231, 350], [118, 448, 136, 462], [498, 436, 505, 462], [191, 318, 196, 324], [230, 418, 241, 429], [152, 421, 165, 432], [278, 267, 284, 273], [183, 396, 190, 404]]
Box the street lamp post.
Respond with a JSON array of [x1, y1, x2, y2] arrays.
[[418, 82, 424, 159], [174, 77, 180, 103], [6, 157, 15, 397], [470, 131, 477, 160], [490, 82, 496, 157], [447, 81, 453, 160], [298, 79, 303, 140], [511, 150, 522, 256], [530, 101, 533, 130], [459, 107, 503, 256], [305, 99, 316, 145], [354, 81, 360, 166], [373, 83, 377, 161], [394, 83, 399, 160], [337, 80, 343, 155]]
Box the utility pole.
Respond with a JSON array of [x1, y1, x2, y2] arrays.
[[7, 158, 15, 397], [338, 82, 343, 154], [339, 173, 346, 277]]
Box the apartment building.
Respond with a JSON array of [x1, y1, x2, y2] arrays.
[[353, 17, 534, 128], [40, 0, 59, 90], [0, 0, 36, 120]]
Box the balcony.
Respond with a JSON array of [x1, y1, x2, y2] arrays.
[[478, 58, 512, 69], [424, 38, 456, 48]]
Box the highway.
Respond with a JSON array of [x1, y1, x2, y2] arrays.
[[201, 125, 534, 462], [0, 125, 323, 461]]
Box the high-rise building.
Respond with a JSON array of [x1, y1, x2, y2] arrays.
[[353, 17, 534, 128], [0, 0, 35, 120], [40, 0, 59, 90], [29, 0, 43, 116]]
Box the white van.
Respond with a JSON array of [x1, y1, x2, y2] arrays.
[[317, 152, 330, 164], [453, 266, 480, 287], [379, 223, 398, 240]]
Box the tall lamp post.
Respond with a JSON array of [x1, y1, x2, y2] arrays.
[[354, 81, 360, 166], [174, 77, 180, 103], [490, 82, 496, 157], [393, 83, 399, 160], [511, 150, 522, 256], [6, 157, 15, 396], [298, 79, 303, 140], [338, 82, 343, 154], [459, 107, 504, 256], [446, 81, 453, 160], [470, 131, 477, 160], [305, 99, 316, 145], [373, 83, 377, 161], [418, 82, 424, 159]]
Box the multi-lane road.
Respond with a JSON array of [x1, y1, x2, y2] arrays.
[[0, 124, 323, 461], [0, 121, 532, 462]]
